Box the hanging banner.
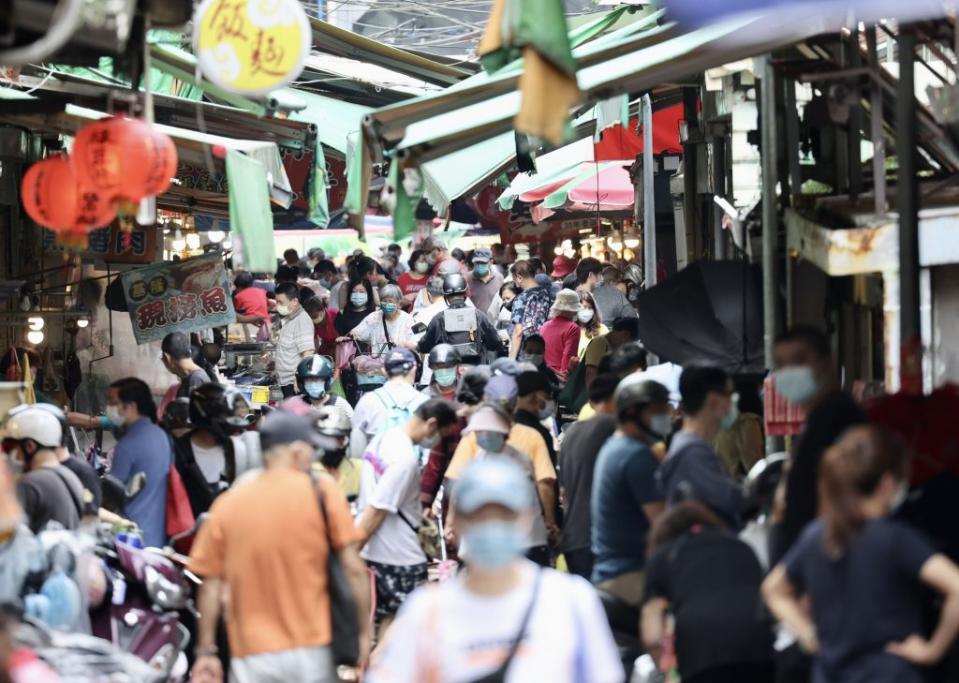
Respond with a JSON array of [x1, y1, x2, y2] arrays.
[[662, 0, 949, 28], [42, 224, 159, 264], [121, 253, 236, 344], [193, 0, 312, 96]]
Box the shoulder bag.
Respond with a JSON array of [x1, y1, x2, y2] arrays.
[[310, 473, 361, 666]]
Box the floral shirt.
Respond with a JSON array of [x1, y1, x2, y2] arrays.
[[511, 286, 553, 339]]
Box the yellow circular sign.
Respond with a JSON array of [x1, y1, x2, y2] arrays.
[[193, 0, 312, 96]]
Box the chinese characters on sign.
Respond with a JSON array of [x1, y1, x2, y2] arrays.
[[121, 253, 236, 344], [43, 225, 159, 264], [193, 0, 311, 96]]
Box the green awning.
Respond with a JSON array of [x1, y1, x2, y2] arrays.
[[288, 90, 370, 157]]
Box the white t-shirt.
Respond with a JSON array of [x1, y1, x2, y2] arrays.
[[192, 441, 226, 485], [367, 562, 623, 683], [358, 428, 426, 567], [352, 381, 427, 440], [350, 310, 415, 357]]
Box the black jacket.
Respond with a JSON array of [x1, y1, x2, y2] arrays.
[[416, 303, 504, 362], [173, 432, 238, 517]]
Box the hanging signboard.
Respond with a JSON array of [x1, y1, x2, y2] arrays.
[[121, 253, 236, 344], [662, 0, 948, 28], [42, 224, 159, 264], [193, 0, 312, 96]]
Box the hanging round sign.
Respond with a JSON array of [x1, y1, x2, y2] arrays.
[[193, 0, 312, 96]]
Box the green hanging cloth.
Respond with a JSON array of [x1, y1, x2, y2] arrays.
[[226, 150, 276, 272]]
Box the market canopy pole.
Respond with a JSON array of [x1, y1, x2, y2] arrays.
[[897, 29, 922, 395], [642, 94, 656, 290]]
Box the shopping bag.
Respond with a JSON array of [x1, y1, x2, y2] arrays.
[[166, 464, 195, 542]]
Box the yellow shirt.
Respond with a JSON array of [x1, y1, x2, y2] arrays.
[[446, 424, 557, 482], [578, 324, 609, 357], [578, 403, 596, 421], [583, 333, 612, 368]]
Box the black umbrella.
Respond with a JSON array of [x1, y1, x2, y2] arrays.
[[636, 260, 764, 374]]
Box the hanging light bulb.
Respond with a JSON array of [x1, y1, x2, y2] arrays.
[[207, 230, 226, 244], [172, 228, 186, 251], [77, 318, 89, 329], [26, 330, 44, 345], [186, 233, 201, 250], [27, 316, 44, 331]]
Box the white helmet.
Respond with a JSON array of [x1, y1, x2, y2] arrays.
[[4, 404, 63, 449]]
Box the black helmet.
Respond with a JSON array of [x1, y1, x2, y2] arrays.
[[296, 355, 335, 399], [456, 365, 492, 406], [442, 273, 468, 297], [428, 344, 460, 367], [615, 379, 670, 420], [162, 397, 192, 432], [189, 383, 253, 438]]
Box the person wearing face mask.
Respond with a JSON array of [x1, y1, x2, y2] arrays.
[[423, 344, 461, 401], [302, 296, 339, 359], [538, 289, 582, 381], [514, 371, 558, 467], [576, 291, 607, 356], [3, 404, 85, 534], [104, 378, 170, 547], [656, 364, 746, 530], [518, 334, 560, 392], [397, 249, 431, 309], [367, 457, 623, 683], [356, 399, 458, 642], [467, 247, 504, 314], [282, 355, 354, 420], [591, 379, 670, 606], [335, 278, 376, 340], [763, 425, 959, 683], [452, 403, 552, 567], [343, 284, 417, 356], [312, 259, 338, 291], [769, 325, 866, 566], [576, 258, 637, 325], [273, 282, 317, 398], [189, 411, 371, 683], [351, 349, 427, 460]]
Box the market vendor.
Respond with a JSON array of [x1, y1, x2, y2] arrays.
[[274, 282, 316, 398]]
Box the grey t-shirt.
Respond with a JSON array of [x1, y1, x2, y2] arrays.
[[177, 368, 212, 398], [591, 285, 637, 323], [16, 466, 84, 533]]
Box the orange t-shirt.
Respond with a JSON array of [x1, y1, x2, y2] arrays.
[[189, 467, 361, 658]]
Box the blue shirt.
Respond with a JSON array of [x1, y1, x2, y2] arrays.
[[110, 418, 170, 547], [590, 434, 663, 583]]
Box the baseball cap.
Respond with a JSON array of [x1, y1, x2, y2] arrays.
[[260, 411, 323, 452], [463, 404, 511, 435], [490, 357, 520, 377], [454, 458, 534, 514], [515, 370, 551, 397], [473, 247, 492, 263], [551, 255, 576, 278], [484, 374, 518, 402], [384, 348, 418, 375]]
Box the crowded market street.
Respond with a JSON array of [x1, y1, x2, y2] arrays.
[[3, 1, 959, 682]]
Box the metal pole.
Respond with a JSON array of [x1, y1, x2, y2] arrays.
[[682, 87, 699, 265], [761, 56, 783, 453], [643, 94, 657, 288], [897, 30, 922, 394], [866, 27, 887, 215], [784, 79, 802, 202], [848, 27, 864, 198], [712, 136, 727, 259]]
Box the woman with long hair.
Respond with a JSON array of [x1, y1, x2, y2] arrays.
[[642, 502, 773, 683], [576, 291, 607, 357], [763, 425, 959, 683]]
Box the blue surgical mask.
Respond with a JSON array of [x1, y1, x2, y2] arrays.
[[318, 279, 332, 289], [304, 381, 327, 400], [381, 302, 397, 315], [434, 367, 457, 388], [774, 366, 818, 404], [460, 520, 527, 570], [648, 413, 672, 439], [474, 263, 490, 276], [720, 400, 739, 431], [362, 373, 386, 386], [476, 431, 507, 453], [350, 292, 369, 308], [522, 353, 544, 366]]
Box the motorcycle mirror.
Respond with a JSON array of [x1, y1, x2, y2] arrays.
[[412, 322, 427, 334], [743, 452, 788, 504], [126, 471, 147, 500]]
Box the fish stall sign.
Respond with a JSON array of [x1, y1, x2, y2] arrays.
[[121, 253, 236, 344], [193, 0, 311, 96]]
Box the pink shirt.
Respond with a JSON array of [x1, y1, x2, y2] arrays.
[[540, 316, 581, 379]]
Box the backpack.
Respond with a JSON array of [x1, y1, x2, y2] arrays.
[[519, 287, 552, 339], [373, 387, 419, 434]]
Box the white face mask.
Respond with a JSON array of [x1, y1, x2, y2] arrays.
[[774, 366, 818, 404], [105, 405, 126, 428], [415, 261, 430, 274], [275, 304, 291, 317], [577, 309, 594, 324]]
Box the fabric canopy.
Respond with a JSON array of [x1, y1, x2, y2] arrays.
[[531, 161, 633, 222]]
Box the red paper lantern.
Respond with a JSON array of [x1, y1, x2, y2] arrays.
[[72, 116, 178, 202], [21, 155, 116, 233]]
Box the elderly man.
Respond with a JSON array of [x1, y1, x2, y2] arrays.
[[467, 247, 503, 313], [274, 282, 317, 398]]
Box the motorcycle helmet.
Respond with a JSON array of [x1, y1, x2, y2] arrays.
[[296, 355, 335, 401], [189, 383, 253, 439], [315, 404, 351, 469], [3, 404, 64, 454], [615, 379, 670, 423], [623, 263, 644, 288], [428, 344, 460, 368], [162, 397, 192, 433], [442, 273, 468, 298]]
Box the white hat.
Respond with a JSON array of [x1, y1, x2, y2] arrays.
[[551, 288, 581, 314]]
